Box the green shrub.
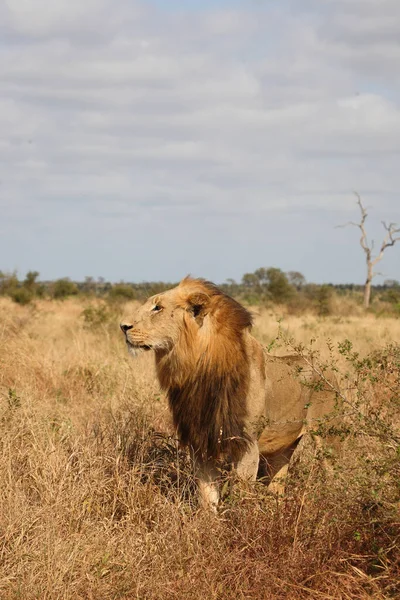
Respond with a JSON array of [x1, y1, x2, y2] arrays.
[[10, 288, 33, 305], [108, 284, 136, 301], [381, 287, 400, 304], [81, 304, 112, 329], [303, 283, 334, 315], [0, 270, 19, 295], [51, 278, 79, 299]]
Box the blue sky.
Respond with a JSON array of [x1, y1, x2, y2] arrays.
[[1, 0, 400, 284]]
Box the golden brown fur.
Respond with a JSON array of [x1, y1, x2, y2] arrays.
[[121, 277, 338, 508]]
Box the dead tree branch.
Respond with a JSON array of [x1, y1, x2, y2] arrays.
[[338, 193, 400, 308]]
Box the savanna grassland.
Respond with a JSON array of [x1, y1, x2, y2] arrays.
[[0, 297, 399, 600]]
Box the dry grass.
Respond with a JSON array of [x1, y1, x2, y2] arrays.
[[0, 298, 399, 599], [253, 307, 400, 357]]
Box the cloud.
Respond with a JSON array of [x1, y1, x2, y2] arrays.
[[0, 0, 399, 282], [2, 0, 145, 40]]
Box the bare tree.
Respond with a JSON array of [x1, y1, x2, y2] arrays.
[[340, 193, 400, 309]]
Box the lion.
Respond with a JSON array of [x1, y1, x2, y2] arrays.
[[120, 277, 338, 509]]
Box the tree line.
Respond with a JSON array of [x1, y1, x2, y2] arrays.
[[2, 194, 398, 313], [1, 267, 399, 316]]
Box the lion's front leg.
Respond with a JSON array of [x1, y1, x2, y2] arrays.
[[192, 455, 220, 511], [193, 442, 260, 511]]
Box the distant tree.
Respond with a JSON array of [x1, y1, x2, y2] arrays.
[[23, 271, 40, 296], [96, 277, 112, 295], [224, 278, 239, 296], [339, 193, 400, 309], [82, 276, 96, 295], [287, 271, 306, 290], [265, 268, 294, 302], [383, 279, 400, 288], [242, 267, 295, 302], [254, 268, 269, 285], [24, 270, 39, 286], [242, 272, 261, 290]]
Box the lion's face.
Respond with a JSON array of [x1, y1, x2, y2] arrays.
[[120, 284, 208, 356]]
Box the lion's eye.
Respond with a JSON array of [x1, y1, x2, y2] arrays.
[[152, 304, 162, 312]]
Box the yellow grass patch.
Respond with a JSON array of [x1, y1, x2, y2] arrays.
[[0, 298, 399, 599]]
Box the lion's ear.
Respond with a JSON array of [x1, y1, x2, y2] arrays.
[[185, 292, 210, 323]]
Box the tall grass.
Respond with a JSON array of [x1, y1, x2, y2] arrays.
[[0, 298, 399, 599]]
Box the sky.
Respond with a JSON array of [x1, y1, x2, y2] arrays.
[[1, 0, 400, 285]]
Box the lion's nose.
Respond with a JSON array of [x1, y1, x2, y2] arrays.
[[120, 322, 133, 333]]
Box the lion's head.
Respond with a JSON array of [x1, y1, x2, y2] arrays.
[[120, 276, 252, 357], [120, 277, 254, 460]]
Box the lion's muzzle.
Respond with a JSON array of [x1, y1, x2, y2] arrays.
[[120, 323, 152, 352]]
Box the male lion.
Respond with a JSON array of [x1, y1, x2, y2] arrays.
[[120, 277, 337, 509]]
